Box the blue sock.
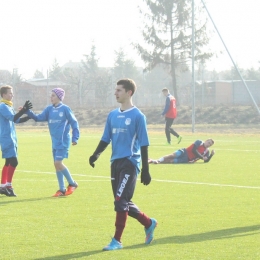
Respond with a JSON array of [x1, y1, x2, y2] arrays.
[[61, 168, 74, 185], [56, 171, 66, 191]]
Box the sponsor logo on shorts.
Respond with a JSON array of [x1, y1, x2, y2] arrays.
[[116, 174, 130, 201]]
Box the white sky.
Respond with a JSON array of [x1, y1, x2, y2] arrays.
[[1, 0, 260, 78]]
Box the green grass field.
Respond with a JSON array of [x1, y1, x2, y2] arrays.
[[1, 128, 259, 260]]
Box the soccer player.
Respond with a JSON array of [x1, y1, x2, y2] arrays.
[[148, 139, 215, 164], [26, 88, 79, 197], [89, 79, 157, 251], [161, 88, 182, 145], [0, 85, 32, 197]]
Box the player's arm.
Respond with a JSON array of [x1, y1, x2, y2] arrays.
[[161, 97, 170, 116], [13, 100, 33, 122], [89, 116, 111, 168], [16, 116, 30, 123], [26, 107, 49, 122], [204, 150, 215, 163], [140, 146, 151, 185], [89, 140, 109, 168], [65, 108, 80, 145]]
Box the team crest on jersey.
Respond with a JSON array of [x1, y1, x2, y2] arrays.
[[59, 112, 63, 117], [125, 118, 131, 125]]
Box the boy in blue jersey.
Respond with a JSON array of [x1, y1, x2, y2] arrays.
[[0, 85, 32, 197], [26, 88, 79, 197], [89, 79, 157, 251]]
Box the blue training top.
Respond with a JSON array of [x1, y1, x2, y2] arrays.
[[0, 103, 22, 158], [27, 103, 79, 150], [101, 106, 149, 173]]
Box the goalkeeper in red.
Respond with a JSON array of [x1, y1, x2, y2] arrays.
[[149, 139, 215, 164], [89, 79, 157, 251]]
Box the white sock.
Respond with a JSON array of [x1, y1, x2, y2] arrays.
[[158, 157, 164, 162]]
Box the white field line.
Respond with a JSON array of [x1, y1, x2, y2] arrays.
[[17, 170, 260, 190]]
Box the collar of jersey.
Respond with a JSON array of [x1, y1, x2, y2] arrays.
[[53, 102, 63, 108]]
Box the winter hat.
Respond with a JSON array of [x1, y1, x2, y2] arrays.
[[52, 88, 65, 101]]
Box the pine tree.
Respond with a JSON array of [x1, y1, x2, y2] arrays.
[[134, 0, 212, 103]]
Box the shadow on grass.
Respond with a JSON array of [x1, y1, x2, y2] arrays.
[[0, 196, 61, 205], [154, 224, 260, 244], [33, 224, 260, 260]]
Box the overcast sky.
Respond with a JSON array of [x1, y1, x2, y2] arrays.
[[1, 0, 259, 78]]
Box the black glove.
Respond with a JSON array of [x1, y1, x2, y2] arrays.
[[89, 154, 98, 168], [19, 116, 30, 123], [22, 100, 33, 111], [141, 169, 151, 185], [13, 101, 33, 122]]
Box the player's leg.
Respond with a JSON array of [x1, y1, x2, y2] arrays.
[[156, 150, 179, 164], [165, 118, 172, 144], [173, 149, 189, 163], [169, 119, 182, 144], [52, 149, 66, 196], [0, 158, 13, 196], [5, 157, 18, 196], [53, 149, 78, 196], [103, 158, 133, 250], [0, 159, 9, 195], [148, 158, 160, 164], [128, 201, 157, 244]]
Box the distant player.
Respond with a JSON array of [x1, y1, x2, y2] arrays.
[[26, 88, 79, 197], [0, 85, 32, 197], [149, 139, 215, 164], [89, 79, 157, 251], [161, 88, 182, 145]]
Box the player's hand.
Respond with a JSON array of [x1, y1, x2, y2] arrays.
[[89, 155, 97, 168], [22, 100, 33, 111], [211, 150, 215, 155], [141, 169, 151, 185]]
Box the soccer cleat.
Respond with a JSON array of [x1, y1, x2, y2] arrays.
[[145, 218, 157, 244], [166, 142, 171, 145], [0, 187, 10, 196], [0, 187, 5, 194], [103, 237, 123, 251], [6, 187, 17, 197], [52, 190, 66, 197], [65, 181, 78, 196], [177, 136, 182, 144]]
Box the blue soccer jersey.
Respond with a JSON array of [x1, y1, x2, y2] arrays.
[[101, 106, 149, 172], [0, 103, 18, 158], [27, 103, 79, 149]]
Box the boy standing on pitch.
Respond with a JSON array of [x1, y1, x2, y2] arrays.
[[89, 78, 157, 251], [161, 88, 182, 145], [26, 88, 79, 197], [0, 85, 32, 197]]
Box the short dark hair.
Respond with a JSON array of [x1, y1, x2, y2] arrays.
[[117, 79, 136, 96], [0, 85, 12, 97]]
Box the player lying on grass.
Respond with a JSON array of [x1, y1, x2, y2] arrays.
[[148, 139, 215, 164]]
